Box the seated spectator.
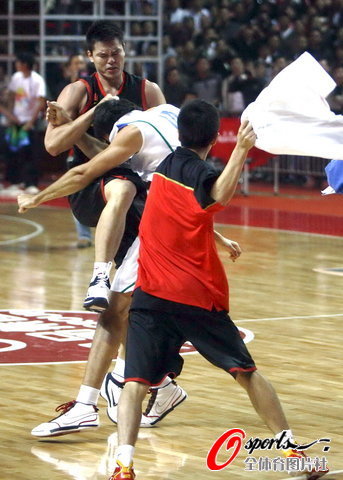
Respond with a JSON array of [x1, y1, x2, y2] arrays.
[[189, 56, 222, 107], [164, 67, 189, 107], [221, 56, 264, 116]]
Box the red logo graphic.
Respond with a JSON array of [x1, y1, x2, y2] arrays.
[[0, 310, 253, 365], [207, 428, 246, 470]]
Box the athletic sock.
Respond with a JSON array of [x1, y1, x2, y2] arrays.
[[275, 429, 295, 448], [116, 445, 135, 467], [92, 261, 112, 280], [76, 384, 100, 406], [111, 357, 125, 384]]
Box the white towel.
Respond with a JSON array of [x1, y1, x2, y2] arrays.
[[242, 52, 343, 160]]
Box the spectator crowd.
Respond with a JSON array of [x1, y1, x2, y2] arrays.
[[0, 0, 343, 197]]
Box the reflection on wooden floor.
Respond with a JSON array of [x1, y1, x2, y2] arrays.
[[0, 202, 342, 480]]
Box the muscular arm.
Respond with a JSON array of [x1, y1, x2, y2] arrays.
[[210, 121, 256, 205], [18, 125, 142, 212], [44, 81, 95, 156], [144, 79, 166, 107]]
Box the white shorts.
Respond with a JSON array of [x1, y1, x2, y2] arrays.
[[111, 237, 140, 293]]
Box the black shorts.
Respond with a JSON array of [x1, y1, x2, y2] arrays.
[[125, 288, 256, 386], [69, 167, 147, 268]]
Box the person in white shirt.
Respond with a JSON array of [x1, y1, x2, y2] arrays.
[[5, 52, 46, 195]]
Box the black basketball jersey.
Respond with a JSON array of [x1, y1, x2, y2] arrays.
[[71, 71, 147, 166]]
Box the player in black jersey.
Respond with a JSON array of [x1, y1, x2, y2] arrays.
[[18, 21, 187, 437], [44, 20, 165, 314]]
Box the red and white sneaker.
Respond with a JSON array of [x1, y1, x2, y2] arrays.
[[109, 461, 135, 480], [140, 380, 187, 427], [31, 400, 99, 437], [283, 448, 329, 479]]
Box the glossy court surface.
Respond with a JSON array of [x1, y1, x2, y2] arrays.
[[0, 185, 342, 480]]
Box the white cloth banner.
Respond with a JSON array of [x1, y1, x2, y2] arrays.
[[242, 52, 343, 161]]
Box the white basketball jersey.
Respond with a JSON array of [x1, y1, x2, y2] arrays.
[[109, 104, 181, 182]]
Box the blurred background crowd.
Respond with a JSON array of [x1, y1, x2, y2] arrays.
[[0, 0, 342, 198]]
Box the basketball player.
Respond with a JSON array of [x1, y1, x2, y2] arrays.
[[44, 19, 165, 313], [109, 100, 329, 480], [17, 21, 189, 435], [18, 99, 242, 436]]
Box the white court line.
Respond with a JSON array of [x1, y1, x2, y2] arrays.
[[279, 469, 343, 480], [236, 313, 343, 324], [0, 214, 44, 245]]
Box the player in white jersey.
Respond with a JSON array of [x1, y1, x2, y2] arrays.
[[17, 98, 240, 437]]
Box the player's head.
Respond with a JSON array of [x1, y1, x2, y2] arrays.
[[86, 21, 126, 79], [93, 98, 141, 140], [86, 20, 124, 52], [178, 99, 219, 149]]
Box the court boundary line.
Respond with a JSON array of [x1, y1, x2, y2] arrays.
[[0, 214, 44, 245]]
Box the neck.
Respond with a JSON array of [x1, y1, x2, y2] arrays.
[[187, 145, 211, 160], [97, 71, 124, 92]]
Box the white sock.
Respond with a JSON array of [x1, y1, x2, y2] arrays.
[[115, 445, 135, 467], [76, 384, 100, 406], [151, 376, 173, 390], [275, 429, 295, 448], [92, 262, 112, 280], [112, 357, 125, 383]]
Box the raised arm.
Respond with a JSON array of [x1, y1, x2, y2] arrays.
[[18, 125, 143, 212], [210, 121, 256, 205]]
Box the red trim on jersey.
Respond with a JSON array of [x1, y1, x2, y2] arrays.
[[95, 71, 126, 97], [79, 78, 93, 115], [124, 377, 151, 386], [94, 72, 107, 97], [124, 372, 177, 387], [100, 178, 107, 203], [141, 78, 147, 110], [228, 366, 257, 373]]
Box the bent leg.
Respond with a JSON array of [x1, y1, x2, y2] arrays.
[[95, 178, 137, 263], [82, 291, 131, 389], [236, 370, 289, 434]]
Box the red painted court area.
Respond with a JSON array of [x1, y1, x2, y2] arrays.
[[2, 182, 343, 236], [215, 184, 343, 236]]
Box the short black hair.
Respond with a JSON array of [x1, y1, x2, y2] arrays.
[[178, 99, 219, 149], [86, 20, 124, 52], [93, 98, 140, 139], [16, 52, 35, 70]]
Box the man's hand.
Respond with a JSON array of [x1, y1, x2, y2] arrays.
[[236, 120, 256, 151], [46, 101, 72, 126], [98, 93, 119, 105], [214, 231, 242, 262], [17, 193, 41, 213]]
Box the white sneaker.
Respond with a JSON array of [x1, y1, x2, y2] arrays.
[[100, 373, 123, 424], [31, 400, 99, 437], [83, 263, 112, 313], [140, 381, 188, 427]]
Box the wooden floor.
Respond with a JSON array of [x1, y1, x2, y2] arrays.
[[0, 199, 342, 480]]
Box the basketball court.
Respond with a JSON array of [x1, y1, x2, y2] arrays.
[[0, 185, 342, 479]]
